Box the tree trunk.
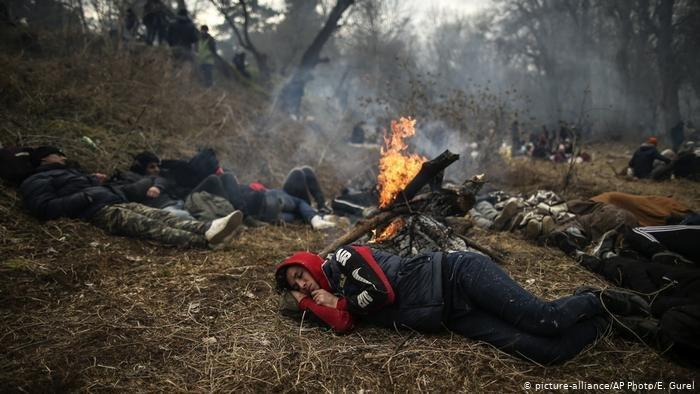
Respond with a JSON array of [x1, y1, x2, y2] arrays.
[[276, 0, 354, 115], [656, 0, 682, 132]]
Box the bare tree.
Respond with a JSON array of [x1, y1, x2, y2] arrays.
[[276, 0, 354, 115], [210, 0, 271, 81]]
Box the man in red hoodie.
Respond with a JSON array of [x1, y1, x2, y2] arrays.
[[276, 246, 650, 365]]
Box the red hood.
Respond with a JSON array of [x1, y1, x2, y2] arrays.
[[275, 251, 331, 292]]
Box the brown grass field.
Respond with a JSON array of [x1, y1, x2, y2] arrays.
[[1, 40, 698, 392]]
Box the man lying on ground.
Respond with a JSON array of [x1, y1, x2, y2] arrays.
[[576, 226, 699, 367], [244, 166, 335, 230], [19, 146, 242, 248], [275, 245, 650, 365]]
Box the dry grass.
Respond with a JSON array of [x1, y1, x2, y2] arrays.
[[1, 35, 698, 392]]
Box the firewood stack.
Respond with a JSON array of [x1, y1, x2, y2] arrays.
[[319, 150, 501, 261]]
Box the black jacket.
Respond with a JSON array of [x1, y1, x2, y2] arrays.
[[20, 164, 125, 220], [629, 143, 671, 178], [167, 16, 198, 48], [110, 170, 180, 209], [322, 246, 445, 332]]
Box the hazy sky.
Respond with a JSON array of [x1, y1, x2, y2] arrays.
[[198, 0, 493, 34]]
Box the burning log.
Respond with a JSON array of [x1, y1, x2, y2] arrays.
[[389, 150, 459, 207], [318, 207, 409, 257]]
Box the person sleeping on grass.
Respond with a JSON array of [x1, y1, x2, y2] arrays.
[[275, 245, 650, 365]]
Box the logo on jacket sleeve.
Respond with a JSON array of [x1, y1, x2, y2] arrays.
[[357, 290, 374, 308], [351, 268, 374, 286], [335, 248, 352, 266]]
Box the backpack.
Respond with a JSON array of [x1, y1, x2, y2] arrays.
[[184, 191, 234, 221], [0, 147, 34, 185]]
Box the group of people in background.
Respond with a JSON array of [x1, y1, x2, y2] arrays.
[[121, 0, 251, 87], [511, 120, 586, 163], [8, 146, 336, 250], [628, 121, 700, 181]]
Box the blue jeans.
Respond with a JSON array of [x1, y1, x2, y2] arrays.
[[443, 252, 607, 364], [267, 189, 317, 223]]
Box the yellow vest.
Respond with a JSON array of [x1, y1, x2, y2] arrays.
[[198, 36, 215, 65]]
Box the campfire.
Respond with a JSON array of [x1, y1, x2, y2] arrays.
[[321, 117, 500, 262], [374, 117, 424, 242], [378, 117, 427, 208]]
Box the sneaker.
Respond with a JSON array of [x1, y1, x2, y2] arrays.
[[575, 286, 650, 316], [206, 210, 243, 245], [311, 215, 336, 230], [525, 219, 542, 239], [493, 200, 520, 231], [590, 229, 618, 259], [541, 216, 555, 236]]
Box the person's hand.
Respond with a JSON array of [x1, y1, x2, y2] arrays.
[[290, 290, 307, 303], [312, 289, 339, 308], [146, 186, 161, 198], [92, 173, 108, 183]]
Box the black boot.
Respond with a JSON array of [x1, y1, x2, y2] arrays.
[[575, 286, 651, 316]]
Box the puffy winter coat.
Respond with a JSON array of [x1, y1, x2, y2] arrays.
[[277, 246, 445, 333], [20, 164, 124, 220], [167, 16, 198, 49]]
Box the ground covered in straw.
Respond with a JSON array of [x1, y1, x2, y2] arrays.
[[1, 149, 698, 392], [1, 36, 698, 392]]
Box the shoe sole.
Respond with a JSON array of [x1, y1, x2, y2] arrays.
[[494, 201, 519, 231], [209, 211, 243, 244]]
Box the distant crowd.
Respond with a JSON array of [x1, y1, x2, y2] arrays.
[[508, 119, 700, 181], [121, 0, 251, 87]]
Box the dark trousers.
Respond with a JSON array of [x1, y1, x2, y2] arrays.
[[443, 253, 606, 364], [626, 225, 700, 262], [192, 173, 246, 212], [267, 189, 317, 223], [282, 166, 325, 208], [145, 21, 166, 45]]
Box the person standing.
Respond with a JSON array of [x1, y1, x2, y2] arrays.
[[167, 9, 198, 61], [197, 25, 216, 87], [143, 0, 167, 45]]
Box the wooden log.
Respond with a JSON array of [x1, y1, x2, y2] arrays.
[[318, 207, 409, 256], [390, 150, 459, 206]]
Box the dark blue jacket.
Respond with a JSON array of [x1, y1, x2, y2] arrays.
[[20, 164, 124, 220], [322, 247, 446, 332], [629, 143, 670, 178]]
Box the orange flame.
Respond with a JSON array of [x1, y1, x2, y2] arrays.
[[373, 218, 406, 243], [377, 117, 427, 208]]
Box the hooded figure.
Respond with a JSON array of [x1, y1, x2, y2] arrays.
[[629, 137, 671, 178], [273, 245, 644, 365], [167, 9, 198, 50]]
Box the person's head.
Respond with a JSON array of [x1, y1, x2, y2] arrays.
[[647, 136, 658, 146], [177, 8, 188, 17], [275, 251, 329, 295], [200, 25, 208, 33], [131, 151, 161, 176], [284, 265, 319, 294], [31, 146, 66, 167]]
